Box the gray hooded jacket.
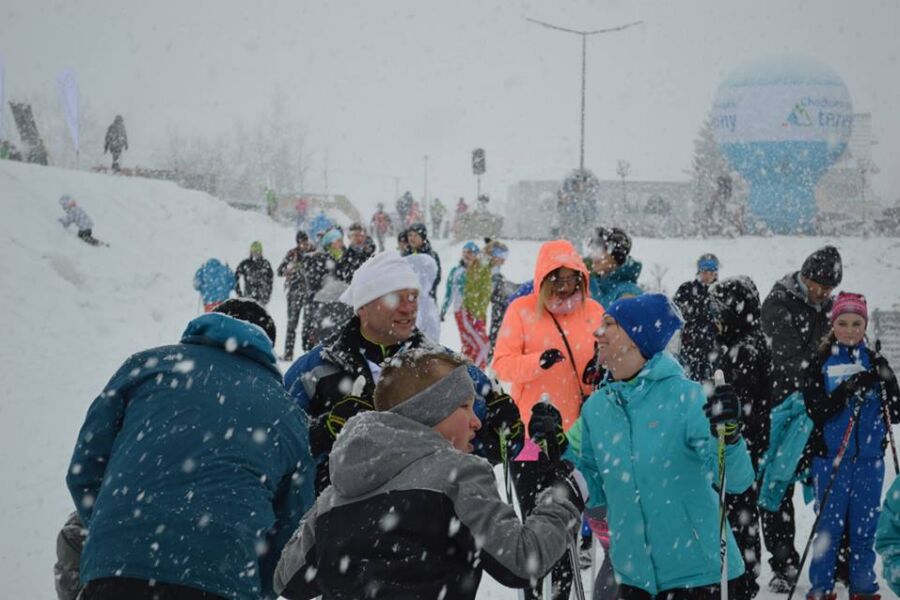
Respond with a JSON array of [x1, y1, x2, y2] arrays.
[[275, 410, 579, 599]]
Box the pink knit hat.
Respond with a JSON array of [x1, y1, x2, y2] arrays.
[[831, 291, 868, 324]]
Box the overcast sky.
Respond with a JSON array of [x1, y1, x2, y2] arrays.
[[2, 0, 898, 211]]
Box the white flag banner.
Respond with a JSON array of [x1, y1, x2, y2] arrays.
[[0, 55, 6, 140], [56, 68, 79, 152]]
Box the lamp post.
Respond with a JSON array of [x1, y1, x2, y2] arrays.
[[526, 17, 642, 173]]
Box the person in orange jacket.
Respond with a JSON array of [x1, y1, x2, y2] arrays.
[[491, 239, 604, 600], [492, 239, 604, 432]]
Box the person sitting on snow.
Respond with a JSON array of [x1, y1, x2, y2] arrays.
[[58, 195, 103, 246], [274, 351, 585, 600]]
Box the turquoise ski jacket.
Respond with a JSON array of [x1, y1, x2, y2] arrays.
[[568, 351, 754, 595]]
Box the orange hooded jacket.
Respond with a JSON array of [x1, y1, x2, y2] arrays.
[[491, 240, 605, 432]]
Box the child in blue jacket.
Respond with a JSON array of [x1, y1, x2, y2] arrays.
[[802, 292, 900, 600]]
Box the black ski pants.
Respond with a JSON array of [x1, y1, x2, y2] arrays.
[[82, 577, 226, 600], [283, 291, 310, 358], [725, 483, 762, 600], [617, 584, 720, 599]]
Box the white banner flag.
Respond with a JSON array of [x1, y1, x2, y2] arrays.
[[56, 68, 79, 152], [0, 56, 6, 140]]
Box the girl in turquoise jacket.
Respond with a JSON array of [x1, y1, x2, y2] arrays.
[[569, 294, 755, 599]]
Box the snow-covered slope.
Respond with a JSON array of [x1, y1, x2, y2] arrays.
[[2, 158, 899, 598]]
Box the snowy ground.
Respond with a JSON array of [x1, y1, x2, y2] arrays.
[[2, 159, 899, 598]]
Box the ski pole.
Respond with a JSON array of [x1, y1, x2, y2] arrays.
[[713, 369, 728, 600], [568, 535, 587, 600], [786, 395, 864, 600], [876, 340, 900, 475]]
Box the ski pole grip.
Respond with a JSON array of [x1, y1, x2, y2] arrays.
[[714, 370, 727, 435]]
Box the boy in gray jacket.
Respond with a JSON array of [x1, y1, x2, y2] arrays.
[[275, 352, 585, 599]]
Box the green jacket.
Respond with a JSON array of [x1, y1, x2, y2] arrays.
[[463, 260, 492, 320]]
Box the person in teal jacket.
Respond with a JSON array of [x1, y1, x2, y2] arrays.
[[586, 227, 643, 308], [66, 299, 315, 600], [568, 294, 755, 599], [876, 476, 900, 596]]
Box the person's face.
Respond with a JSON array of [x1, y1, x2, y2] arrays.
[[546, 267, 582, 300], [698, 270, 717, 285], [803, 277, 834, 305], [329, 238, 345, 252], [595, 314, 638, 367], [590, 249, 617, 275], [433, 396, 481, 453], [350, 230, 366, 247], [833, 313, 866, 346], [358, 288, 419, 344], [407, 231, 424, 249]]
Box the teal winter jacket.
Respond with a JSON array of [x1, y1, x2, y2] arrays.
[[756, 392, 813, 512], [568, 352, 754, 595], [876, 476, 900, 596], [588, 257, 643, 308]]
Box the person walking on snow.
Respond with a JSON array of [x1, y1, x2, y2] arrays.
[[431, 197, 447, 239], [65, 299, 315, 600], [58, 195, 103, 246], [235, 241, 274, 306], [441, 241, 479, 323], [283, 250, 524, 494], [458, 244, 493, 369], [274, 352, 584, 600], [491, 239, 604, 600], [586, 227, 643, 308], [801, 292, 900, 600], [761, 245, 843, 592], [370, 203, 393, 252], [193, 258, 234, 312], [570, 293, 755, 599], [403, 222, 442, 300], [278, 230, 317, 361], [674, 253, 721, 382], [103, 115, 128, 172]]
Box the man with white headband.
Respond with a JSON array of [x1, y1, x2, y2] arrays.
[[284, 251, 524, 493]]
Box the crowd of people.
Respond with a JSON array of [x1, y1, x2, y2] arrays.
[[56, 209, 900, 600]]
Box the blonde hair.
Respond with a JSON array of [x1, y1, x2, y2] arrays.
[[373, 353, 467, 411]]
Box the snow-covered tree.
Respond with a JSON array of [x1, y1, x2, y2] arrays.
[[690, 118, 749, 237]]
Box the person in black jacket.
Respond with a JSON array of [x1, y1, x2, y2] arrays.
[[403, 222, 441, 300], [710, 275, 772, 600], [341, 222, 376, 277], [235, 241, 274, 306], [760, 245, 842, 592], [275, 352, 584, 600], [674, 253, 720, 382], [277, 231, 317, 361], [103, 115, 128, 171]]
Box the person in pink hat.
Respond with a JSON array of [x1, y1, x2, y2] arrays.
[[802, 292, 900, 600]]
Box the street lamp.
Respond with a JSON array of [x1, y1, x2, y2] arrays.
[[526, 17, 643, 172]]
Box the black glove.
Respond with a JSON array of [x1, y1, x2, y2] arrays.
[[308, 415, 333, 457], [485, 393, 524, 451], [324, 394, 374, 440], [873, 354, 898, 385], [832, 370, 880, 407], [529, 402, 567, 461], [539, 349, 565, 370], [539, 459, 586, 513], [703, 384, 742, 444]]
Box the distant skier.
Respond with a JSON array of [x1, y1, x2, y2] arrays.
[[235, 241, 274, 306], [193, 258, 234, 312], [431, 197, 446, 238], [342, 222, 376, 278], [277, 230, 317, 361], [58, 195, 103, 246], [370, 203, 393, 252], [103, 115, 128, 172], [674, 253, 721, 382]]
